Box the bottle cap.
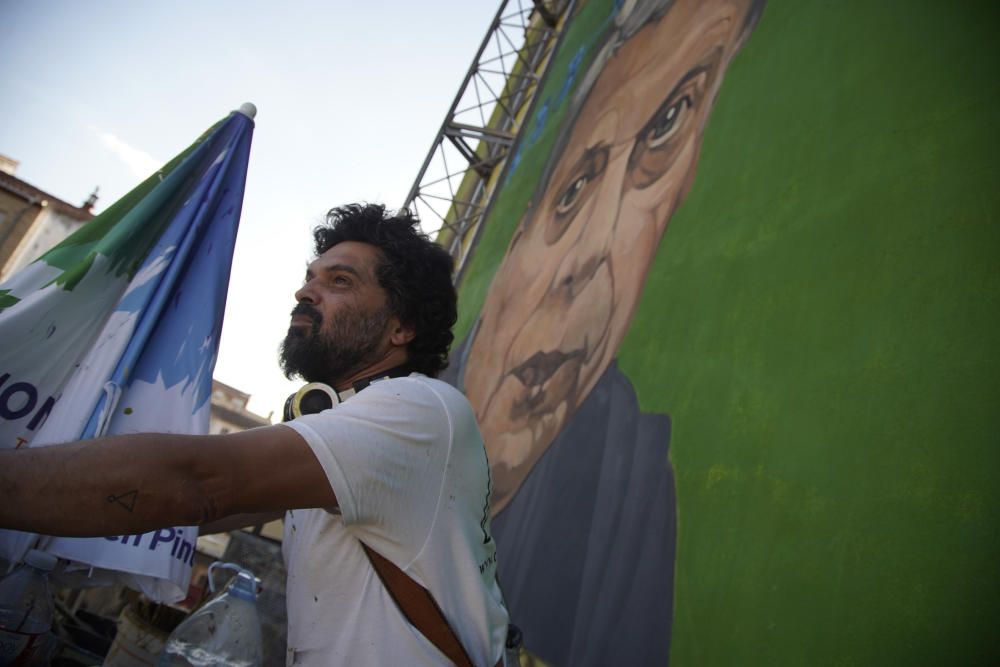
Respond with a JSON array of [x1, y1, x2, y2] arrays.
[[24, 549, 57, 572], [229, 571, 258, 602], [209, 561, 259, 601]]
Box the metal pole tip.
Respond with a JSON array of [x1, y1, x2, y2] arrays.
[[235, 102, 257, 119]]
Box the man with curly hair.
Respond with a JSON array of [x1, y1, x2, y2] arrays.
[[0, 204, 510, 666]]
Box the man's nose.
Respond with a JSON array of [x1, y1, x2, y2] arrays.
[[295, 280, 317, 304]]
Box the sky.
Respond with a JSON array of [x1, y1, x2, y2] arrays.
[[0, 0, 500, 418]]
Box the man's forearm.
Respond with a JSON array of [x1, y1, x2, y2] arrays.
[[0, 434, 221, 538], [199, 511, 284, 536]]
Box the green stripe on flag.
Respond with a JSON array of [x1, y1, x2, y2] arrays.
[[0, 289, 17, 311], [41, 121, 224, 291]]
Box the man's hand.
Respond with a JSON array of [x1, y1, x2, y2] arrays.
[[0, 425, 336, 538]]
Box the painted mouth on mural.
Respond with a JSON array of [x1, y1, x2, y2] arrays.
[[511, 348, 583, 387], [508, 347, 585, 420]]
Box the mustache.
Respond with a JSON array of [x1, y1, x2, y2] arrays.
[[290, 303, 322, 325]]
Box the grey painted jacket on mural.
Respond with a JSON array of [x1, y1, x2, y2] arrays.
[[444, 342, 677, 666]]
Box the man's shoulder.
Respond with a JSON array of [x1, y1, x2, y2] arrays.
[[368, 372, 467, 404], [350, 373, 470, 424]]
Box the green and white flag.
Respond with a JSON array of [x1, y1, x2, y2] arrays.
[[0, 105, 255, 601]]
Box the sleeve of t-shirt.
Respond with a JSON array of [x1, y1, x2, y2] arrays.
[[283, 377, 452, 559]]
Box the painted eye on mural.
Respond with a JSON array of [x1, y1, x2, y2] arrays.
[[646, 95, 690, 148], [546, 145, 609, 244], [556, 176, 588, 214], [627, 67, 709, 190]]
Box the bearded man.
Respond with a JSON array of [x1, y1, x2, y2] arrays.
[[0, 204, 510, 666]]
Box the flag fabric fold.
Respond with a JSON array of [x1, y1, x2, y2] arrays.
[[0, 107, 255, 601]]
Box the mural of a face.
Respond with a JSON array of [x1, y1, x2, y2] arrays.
[[465, 0, 758, 514]]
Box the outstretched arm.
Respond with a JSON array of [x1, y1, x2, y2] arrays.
[[0, 425, 335, 538], [199, 511, 285, 536]]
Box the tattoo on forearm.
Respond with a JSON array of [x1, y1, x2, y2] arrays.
[[107, 490, 138, 513]]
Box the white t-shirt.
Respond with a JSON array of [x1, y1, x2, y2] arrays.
[[281, 373, 509, 666]]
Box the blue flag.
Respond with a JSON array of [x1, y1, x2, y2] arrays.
[[0, 105, 255, 601]]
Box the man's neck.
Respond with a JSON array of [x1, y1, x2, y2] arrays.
[[332, 350, 410, 392]]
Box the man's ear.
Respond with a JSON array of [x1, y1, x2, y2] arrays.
[[389, 318, 416, 347]]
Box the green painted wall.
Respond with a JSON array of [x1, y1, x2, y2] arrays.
[[456, 0, 999, 663]]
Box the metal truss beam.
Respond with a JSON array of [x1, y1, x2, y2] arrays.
[[403, 0, 573, 277]]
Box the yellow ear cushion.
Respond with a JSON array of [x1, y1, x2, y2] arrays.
[[292, 382, 339, 417]]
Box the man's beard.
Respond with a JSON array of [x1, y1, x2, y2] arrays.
[[279, 302, 391, 384]]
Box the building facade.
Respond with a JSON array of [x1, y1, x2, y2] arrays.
[[0, 156, 96, 280]]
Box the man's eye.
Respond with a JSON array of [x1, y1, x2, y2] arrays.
[[646, 95, 690, 148], [555, 176, 588, 215]]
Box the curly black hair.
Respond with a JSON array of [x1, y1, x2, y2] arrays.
[[312, 203, 457, 377]]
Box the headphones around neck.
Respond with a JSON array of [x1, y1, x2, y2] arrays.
[[282, 364, 413, 422]]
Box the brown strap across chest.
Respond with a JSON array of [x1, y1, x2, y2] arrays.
[[361, 542, 501, 667]]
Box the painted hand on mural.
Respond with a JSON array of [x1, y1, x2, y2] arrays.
[[464, 0, 765, 515]]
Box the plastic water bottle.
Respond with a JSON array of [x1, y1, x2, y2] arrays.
[[157, 562, 263, 667], [0, 549, 57, 667]]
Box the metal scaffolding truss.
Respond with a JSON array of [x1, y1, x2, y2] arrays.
[[403, 0, 571, 275]]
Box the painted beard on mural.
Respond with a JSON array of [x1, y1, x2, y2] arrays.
[[464, 0, 767, 515], [279, 301, 390, 383]]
